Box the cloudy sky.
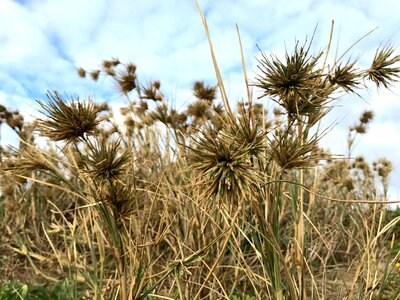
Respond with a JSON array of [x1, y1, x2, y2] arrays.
[[1, 0, 400, 199]]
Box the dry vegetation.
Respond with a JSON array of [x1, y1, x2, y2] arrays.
[[1, 16, 400, 300]]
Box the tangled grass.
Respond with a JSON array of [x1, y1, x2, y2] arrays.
[[1, 14, 400, 300]]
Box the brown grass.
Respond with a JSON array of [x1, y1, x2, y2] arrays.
[[1, 14, 400, 300]]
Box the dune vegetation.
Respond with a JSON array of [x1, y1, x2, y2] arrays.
[[1, 13, 400, 300]]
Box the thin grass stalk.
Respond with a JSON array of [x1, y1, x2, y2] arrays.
[[84, 210, 105, 300], [295, 121, 306, 299], [254, 210, 298, 298], [99, 201, 127, 300], [272, 176, 284, 299], [321, 20, 335, 71], [295, 168, 306, 299], [193, 204, 242, 299], [236, 24, 252, 120], [195, 0, 235, 124]]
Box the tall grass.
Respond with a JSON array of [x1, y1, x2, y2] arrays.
[[1, 13, 400, 300]]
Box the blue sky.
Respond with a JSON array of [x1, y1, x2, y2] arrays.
[[1, 0, 400, 199]]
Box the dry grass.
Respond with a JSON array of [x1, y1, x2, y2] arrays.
[[1, 15, 400, 300]]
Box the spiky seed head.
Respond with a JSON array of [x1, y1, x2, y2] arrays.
[[187, 100, 211, 120], [149, 103, 169, 124], [37, 91, 103, 144], [111, 57, 120, 67], [168, 109, 187, 128], [126, 63, 136, 74], [352, 124, 366, 134], [134, 101, 148, 115], [77, 67, 86, 78], [103, 182, 135, 219], [366, 45, 400, 88], [355, 156, 365, 163], [193, 81, 217, 102], [96, 102, 109, 112], [342, 178, 355, 190], [5, 113, 24, 131], [118, 64, 137, 94], [269, 128, 322, 170], [189, 124, 263, 203], [255, 42, 327, 119], [359, 110, 374, 124], [352, 155, 371, 174], [85, 139, 130, 181], [328, 61, 361, 93], [142, 81, 163, 101], [153, 80, 161, 89], [90, 70, 100, 81], [102, 60, 114, 69], [373, 158, 393, 178], [124, 117, 135, 129]]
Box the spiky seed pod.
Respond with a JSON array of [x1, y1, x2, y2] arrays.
[[153, 80, 161, 89], [102, 182, 132, 211], [111, 57, 120, 67], [251, 103, 266, 119], [328, 61, 361, 93], [352, 155, 371, 175], [168, 109, 187, 128], [85, 139, 130, 181], [124, 117, 135, 129], [102, 60, 114, 69], [118, 64, 137, 94], [189, 125, 263, 203], [342, 178, 355, 191], [77, 67, 86, 78], [96, 181, 147, 226], [366, 45, 400, 88], [352, 124, 366, 134], [96, 102, 109, 112], [269, 128, 322, 171], [255, 42, 328, 119], [149, 103, 169, 124], [232, 106, 267, 162], [125, 63, 136, 74], [187, 100, 211, 120], [373, 158, 393, 178], [359, 110, 374, 124], [136, 101, 148, 114], [352, 155, 365, 166], [212, 103, 225, 116], [90, 70, 100, 81], [5, 114, 24, 131], [193, 81, 217, 102], [142, 81, 163, 101], [37, 91, 103, 144]]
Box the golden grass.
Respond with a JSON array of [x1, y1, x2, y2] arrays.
[[1, 13, 400, 300]]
